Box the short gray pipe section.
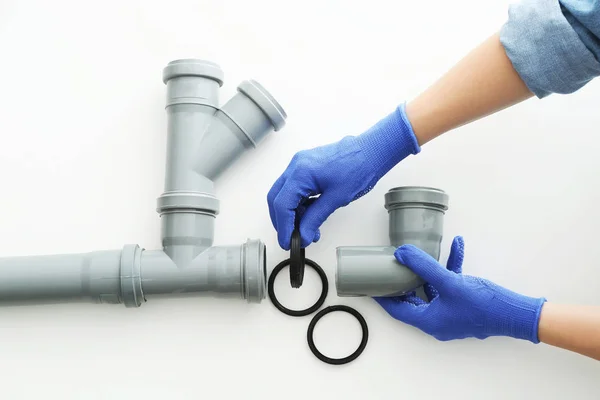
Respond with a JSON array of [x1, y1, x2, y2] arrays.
[[141, 239, 266, 301], [0, 59, 284, 307], [336, 187, 449, 297]]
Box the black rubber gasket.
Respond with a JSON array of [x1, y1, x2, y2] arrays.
[[268, 257, 328, 317], [307, 305, 369, 365], [289, 228, 305, 288]]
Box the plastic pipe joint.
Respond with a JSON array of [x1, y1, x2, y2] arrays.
[[335, 187, 449, 297], [0, 59, 286, 307]]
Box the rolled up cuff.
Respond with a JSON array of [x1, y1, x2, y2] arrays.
[[500, 0, 600, 98]]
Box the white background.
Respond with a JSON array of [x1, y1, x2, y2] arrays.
[[0, 0, 599, 399]]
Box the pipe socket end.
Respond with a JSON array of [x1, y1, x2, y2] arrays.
[[163, 59, 224, 86], [385, 186, 449, 212], [242, 239, 267, 303], [237, 80, 287, 132], [217, 80, 287, 149]]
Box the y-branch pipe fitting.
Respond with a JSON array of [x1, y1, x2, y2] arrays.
[[0, 59, 286, 307], [335, 187, 449, 297]]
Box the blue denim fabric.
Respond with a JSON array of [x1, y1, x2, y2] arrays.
[[500, 0, 600, 98]]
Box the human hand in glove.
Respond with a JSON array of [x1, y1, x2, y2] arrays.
[[267, 104, 420, 250], [375, 237, 546, 342]]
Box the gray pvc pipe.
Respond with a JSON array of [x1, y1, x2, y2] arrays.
[[0, 250, 123, 305], [141, 239, 266, 301], [336, 186, 449, 297], [0, 240, 266, 306], [0, 59, 285, 307]]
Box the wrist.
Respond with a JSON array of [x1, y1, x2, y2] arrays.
[[355, 103, 420, 181]]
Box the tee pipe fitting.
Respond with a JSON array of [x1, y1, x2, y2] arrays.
[[335, 187, 449, 297], [0, 59, 286, 307]]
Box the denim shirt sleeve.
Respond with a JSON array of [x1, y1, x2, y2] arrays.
[[500, 0, 600, 98]]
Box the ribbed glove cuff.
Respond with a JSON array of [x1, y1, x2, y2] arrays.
[[486, 288, 547, 343], [356, 103, 421, 182]]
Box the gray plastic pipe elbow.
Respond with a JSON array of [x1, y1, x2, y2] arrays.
[[336, 187, 449, 297], [0, 59, 285, 307]]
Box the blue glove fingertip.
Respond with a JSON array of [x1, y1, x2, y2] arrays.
[[298, 220, 316, 247], [278, 235, 291, 251], [277, 217, 294, 250], [446, 236, 465, 274], [313, 229, 321, 243], [267, 175, 287, 228], [298, 193, 338, 248], [393, 244, 419, 264]]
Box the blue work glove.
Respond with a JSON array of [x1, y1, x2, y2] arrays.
[[267, 104, 420, 249], [375, 237, 546, 342]]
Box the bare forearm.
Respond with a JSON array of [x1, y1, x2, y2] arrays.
[[406, 32, 533, 145], [538, 303, 600, 361]]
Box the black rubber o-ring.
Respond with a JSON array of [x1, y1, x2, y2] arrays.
[[268, 257, 328, 317], [307, 305, 369, 365], [289, 229, 305, 288]]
